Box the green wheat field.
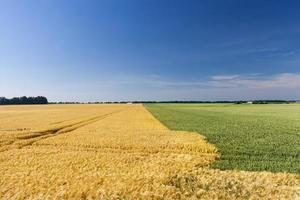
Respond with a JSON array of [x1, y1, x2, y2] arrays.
[[146, 103, 300, 174]]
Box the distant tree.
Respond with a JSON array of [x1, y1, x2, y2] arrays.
[[252, 100, 289, 104], [0, 96, 48, 105]]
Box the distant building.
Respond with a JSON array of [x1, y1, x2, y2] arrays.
[[247, 101, 253, 104]]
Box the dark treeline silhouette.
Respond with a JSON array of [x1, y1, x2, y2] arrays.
[[235, 100, 293, 104], [134, 100, 294, 104], [50, 101, 237, 104], [252, 100, 291, 104], [0, 98, 294, 105], [132, 101, 239, 104], [50, 100, 296, 104], [0, 96, 48, 105]]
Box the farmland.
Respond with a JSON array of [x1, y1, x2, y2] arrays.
[[146, 103, 300, 173], [0, 104, 299, 199]]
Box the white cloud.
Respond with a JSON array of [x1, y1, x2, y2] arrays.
[[103, 72, 300, 101], [115, 73, 300, 90], [211, 75, 240, 81], [208, 73, 300, 89]]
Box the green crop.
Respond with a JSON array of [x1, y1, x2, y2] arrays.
[[146, 103, 300, 173]]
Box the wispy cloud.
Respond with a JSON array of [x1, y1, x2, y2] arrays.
[[262, 49, 300, 58], [215, 45, 300, 59], [211, 75, 240, 81], [97, 72, 300, 101], [208, 73, 300, 89], [111, 73, 300, 90]]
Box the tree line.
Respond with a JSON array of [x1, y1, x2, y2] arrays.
[[50, 100, 295, 104], [235, 100, 293, 104], [0, 96, 48, 105]]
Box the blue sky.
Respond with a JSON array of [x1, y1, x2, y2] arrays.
[[1, 0, 300, 101]]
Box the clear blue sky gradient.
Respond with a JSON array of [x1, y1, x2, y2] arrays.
[[1, 0, 300, 101]]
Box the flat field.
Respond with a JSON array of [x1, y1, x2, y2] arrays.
[[146, 103, 300, 173], [0, 104, 299, 199]]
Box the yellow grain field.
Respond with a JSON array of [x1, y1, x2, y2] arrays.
[[0, 104, 299, 199]]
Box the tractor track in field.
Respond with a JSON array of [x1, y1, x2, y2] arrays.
[[0, 108, 128, 152]]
